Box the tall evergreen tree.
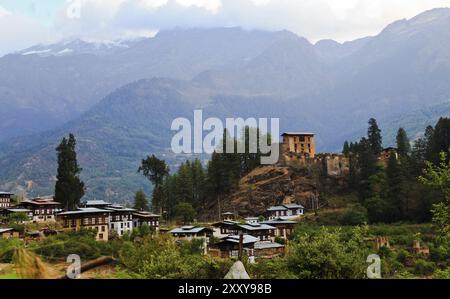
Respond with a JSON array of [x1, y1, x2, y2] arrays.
[[139, 155, 169, 214], [396, 128, 411, 157], [175, 162, 194, 204], [190, 159, 206, 209], [368, 118, 383, 155], [357, 138, 378, 202], [54, 134, 85, 211], [429, 118, 450, 164], [386, 155, 403, 221], [133, 190, 150, 211]]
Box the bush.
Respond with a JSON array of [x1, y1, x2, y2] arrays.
[[340, 204, 368, 226], [248, 258, 295, 279], [119, 234, 231, 279], [31, 229, 118, 260], [433, 268, 450, 279], [396, 249, 410, 265], [413, 259, 436, 276], [378, 246, 392, 258], [287, 226, 370, 279]]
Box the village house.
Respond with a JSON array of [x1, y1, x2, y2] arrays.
[[209, 234, 259, 259], [221, 212, 236, 221], [254, 241, 285, 258], [281, 132, 316, 158], [132, 210, 161, 231], [266, 204, 304, 220], [211, 220, 240, 238], [105, 205, 135, 237], [230, 223, 276, 242], [0, 228, 20, 239], [0, 208, 33, 223], [16, 196, 61, 223], [170, 226, 214, 255], [209, 234, 285, 259], [57, 208, 110, 241], [170, 226, 214, 240], [261, 217, 297, 238], [0, 192, 14, 209]]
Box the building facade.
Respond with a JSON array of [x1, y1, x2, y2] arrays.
[[281, 132, 316, 158], [261, 218, 297, 238], [16, 197, 60, 223], [132, 211, 160, 231], [57, 208, 110, 241], [267, 204, 304, 220], [0, 192, 13, 209], [106, 205, 135, 237]]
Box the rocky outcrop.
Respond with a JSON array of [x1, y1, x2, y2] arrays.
[[200, 165, 322, 221], [199, 150, 350, 221]]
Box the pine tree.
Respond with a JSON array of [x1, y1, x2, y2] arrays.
[[396, 128, 411, 157], [429, 118, 450, 164], [139, 155, 169, 214], [386, 155, 403, 221], [343, 141, 350, 156], [175, 162, 194, 204], [190, 159, 206, 209], [54, 134, 85, 211], [133, 190, 149, 211], [357, 138, 378, 202], [368, 118, 383, 155]]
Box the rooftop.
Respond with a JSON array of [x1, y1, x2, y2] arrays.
[[0, 228, 14, 233], [237, 223, 276, 231], [85, 200, 111, 206], [0, 192, 14, 196], [57, 207, 110, 216], [283, 203, 305, 209], [267, 206, 288, 211], [281, 132, 315, 136], [133, 211, 160, 218], [105, 205, 136, 212], [261, 218, 297, 225], [170, 226, 213, 234], [221, 235, 259, 244], [267, 204, 304, 211], [20, 198, 60, 205], [254, 241, 284, 250]]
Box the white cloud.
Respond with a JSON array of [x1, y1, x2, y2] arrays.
[[0, 5, 10, 17], [2, 0, 450, 55], [0, 6, 53, 56]]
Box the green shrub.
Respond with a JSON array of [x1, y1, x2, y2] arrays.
[[396, 249, 410, 265], [340, 204, 368, 226], [413, 259, 436, 276]]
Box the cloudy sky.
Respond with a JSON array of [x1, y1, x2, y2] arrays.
[[1, 0, 450, 56]]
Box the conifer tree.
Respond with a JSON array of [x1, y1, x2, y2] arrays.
[[139, 155, 169, 214], [54, 134, 85, 211], [368, 118, 383, 155], [396, 128, 411, 157], [386, 155, 403, 221], [134, 190, 150, 211]]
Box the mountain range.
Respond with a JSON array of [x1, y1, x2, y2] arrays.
[[1, 8, 450, 203]]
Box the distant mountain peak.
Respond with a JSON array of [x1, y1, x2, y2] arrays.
[[381, 7, 450, 36]]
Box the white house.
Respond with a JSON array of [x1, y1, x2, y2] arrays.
[[267, 204, 304, 220], [105, 205, 135, 237]]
